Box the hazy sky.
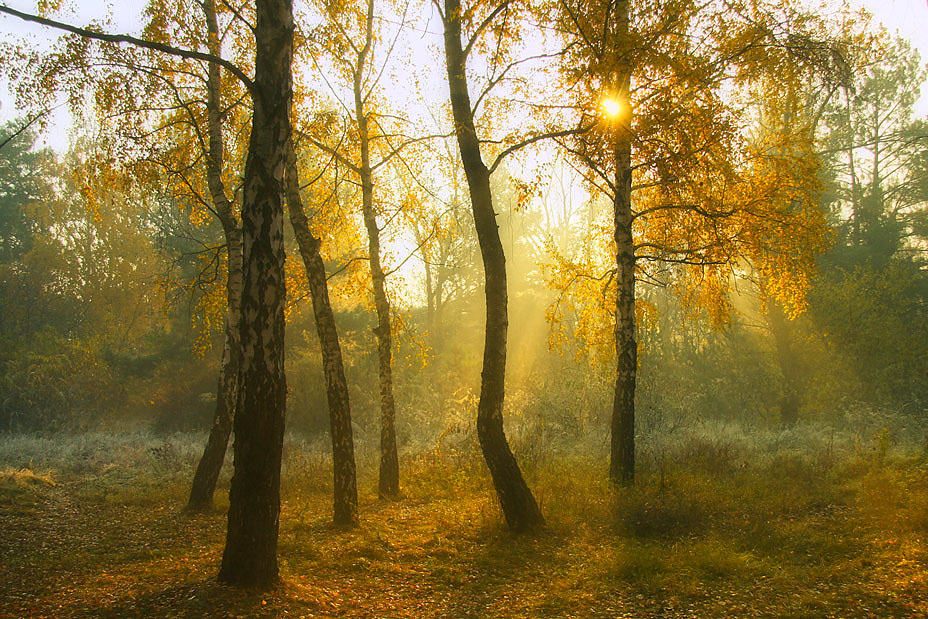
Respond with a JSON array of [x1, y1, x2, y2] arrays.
[[854, 0, 927, 50], [852, 0, 928, 78], [843, 0, 928, 111], [0, 0, 926, 149]]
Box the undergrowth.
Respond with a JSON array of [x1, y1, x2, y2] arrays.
[[0, 426, 926, 617]]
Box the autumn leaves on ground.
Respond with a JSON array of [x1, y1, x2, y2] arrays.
[[1, 430, 927, 618], [0, 0, 927, 615]]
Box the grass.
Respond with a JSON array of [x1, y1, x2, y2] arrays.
[[1, 429, 927, 617], [0, 467, 56, 486]]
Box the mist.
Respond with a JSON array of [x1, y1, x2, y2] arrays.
[[1, 0, 927, 615]]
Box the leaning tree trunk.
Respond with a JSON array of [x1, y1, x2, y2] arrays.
[[285, 139, 359, 525], [187, 0, 243, 512], [608, 0, 637, 487], [441, 0, 544, 531], [217, 0, 292, 588], [186, 243, 241, 510], [351, 18, 400, 498]]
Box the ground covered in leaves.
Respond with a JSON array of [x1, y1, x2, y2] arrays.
[[1, 431, 927, 618]]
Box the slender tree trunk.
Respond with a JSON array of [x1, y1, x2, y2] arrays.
[[217, 0, 292, 588], [609, 0, 637, 486], [610, 147, 636, 485], [419, 228, 436, 336], [767, 299, 800, 428], [351, 0, 399, 498], [844, 88, 861, 244], [363, 178, 399, 499], [441, 0, 544, 531], [285, 139, 359, 525], [187, 0, 243, 512], [434, 257, 447, 343], [187, 253, 241, 509]]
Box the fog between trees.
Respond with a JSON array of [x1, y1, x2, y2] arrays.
[[0, 0, 926, 602]]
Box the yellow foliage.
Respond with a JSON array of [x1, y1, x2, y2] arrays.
[[0, 468, 56, 487], [545, 0, 834, 363]]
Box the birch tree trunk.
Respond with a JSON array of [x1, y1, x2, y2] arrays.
[[609, 123, 636, 485], [608, 0, 637, 487], [217, 0, 292, 588], [285, 140, 359, 525], [441, 0, 544, 531], [351, 0, 399, 498], [361, 155, 400, 500], [187, 0, 243, 512]]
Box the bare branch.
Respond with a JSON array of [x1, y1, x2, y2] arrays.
[[462, 0, 509, 61], [0, 107, 53, 151], [0, 4, 254, 91], [488, 122, 593, 174]]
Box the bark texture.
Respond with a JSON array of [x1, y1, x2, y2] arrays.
[[187, 0, 242, 512], [351, 5, 399, 498], [441, 0, 544, 531], [285, 140, 359, 525], [609, 126, 636, 485], [608, 0, 637, 487], [363, 159, 400, 500], [217, 0, 292, 588]]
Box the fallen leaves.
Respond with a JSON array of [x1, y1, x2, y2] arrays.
[[1, 451, 927, 617]]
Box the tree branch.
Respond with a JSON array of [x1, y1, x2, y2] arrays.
[[462, 0, 509, 61], [488, 121, 592, 174], [0, 107, 51, 151], [0, 4, 254, 92]]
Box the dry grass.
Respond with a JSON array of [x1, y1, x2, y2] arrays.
[[0, 468, 56, 487], [1, 430, 927, 617]]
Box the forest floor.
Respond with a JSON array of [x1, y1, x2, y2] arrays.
[[1, 430, 927, 618]]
